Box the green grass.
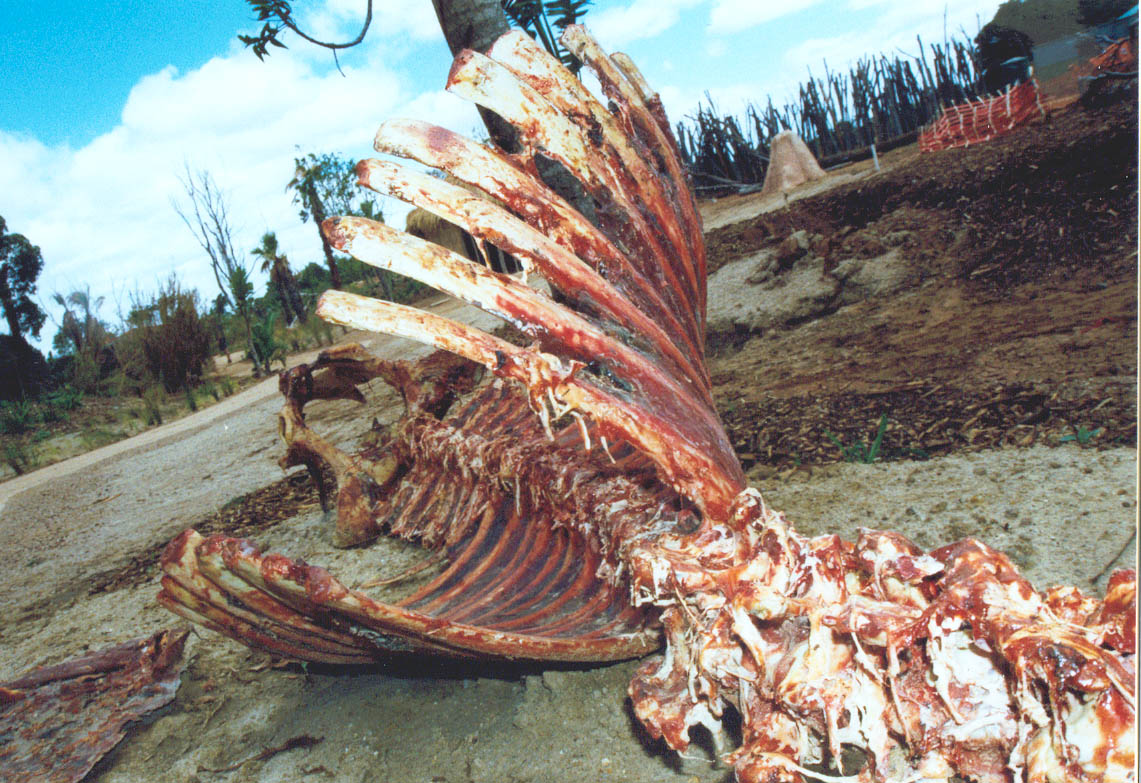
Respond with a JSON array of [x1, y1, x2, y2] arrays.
[[3, 441, 37, 475], [1060, 424, 1102, 446], [825, 413, 889, 464], [45, 386, 84, 411], [81, 428, 123, 451], [0, 400, 39, 435], [142, 387, 165, 426]]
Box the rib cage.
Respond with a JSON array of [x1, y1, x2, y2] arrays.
[[161, 27, 728, 665], [161, 361, 671, 662], [159, 25, 1136, 783]]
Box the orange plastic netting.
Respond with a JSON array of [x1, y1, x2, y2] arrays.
[[919, 80, 1045, 152]]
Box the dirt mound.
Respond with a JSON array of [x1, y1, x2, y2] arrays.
[[697, 98, 1136, 477], [759, 131, 828, 196]]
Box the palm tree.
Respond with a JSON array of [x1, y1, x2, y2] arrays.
[[357, 198, 383, 222], [51, 286, 109, 357], [287, 155, 344, 290], [252, 231, 307, 324]]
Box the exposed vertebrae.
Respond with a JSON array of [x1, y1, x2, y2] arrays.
[[629, 491, 1136, 782]]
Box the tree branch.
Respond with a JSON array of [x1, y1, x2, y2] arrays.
[[239, 0, 374, 74]]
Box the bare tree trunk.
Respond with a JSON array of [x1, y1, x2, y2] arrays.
[[430, 0, 595, 223], [239, 303, 264, 378], [306, 181, 342, 290], [216, 321, 230, 364], [174, 167, 268, 375], [281, 266, 308, 324], [431, 0, 517, 153], [270, 269, 293, 324]]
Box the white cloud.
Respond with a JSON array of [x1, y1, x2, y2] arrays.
[[782, 0, 1000, 79], [659, 80, 785, 130], [589, 0, 705, 49], [707, 0, 825, 34], [3, 0, 1005, 353], [0, 32, 470, 352], [844, 0, 997, 40], [296, 0, 441, 50], [398, 89, 484, 139]]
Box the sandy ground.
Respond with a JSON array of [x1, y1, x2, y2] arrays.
[[0, 439, 1132, 782], [0, 294, 498, 627], [697, 143, 923, 231]]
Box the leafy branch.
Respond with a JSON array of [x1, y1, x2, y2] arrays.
[[238, 1, 590, 75], [238, 0, 374, 73], [501, 0, 592, 74]]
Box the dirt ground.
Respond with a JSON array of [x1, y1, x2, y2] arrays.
[[0, 99, 1136, 783]]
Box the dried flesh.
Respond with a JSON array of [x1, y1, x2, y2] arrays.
[[159, 27, 1136, 783], [0, 630, 188, 783]]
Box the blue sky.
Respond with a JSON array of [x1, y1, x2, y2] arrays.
[[1, 0, 1001, 351]]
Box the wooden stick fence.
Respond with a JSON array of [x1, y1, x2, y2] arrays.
[[679, 36, 984, 192]]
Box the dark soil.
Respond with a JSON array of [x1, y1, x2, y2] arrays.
[[85, 470, 323, 595], [704, 99, 1137, 472]]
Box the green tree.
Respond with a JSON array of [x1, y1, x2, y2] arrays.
[[975, 23, 1036, 92], [0, 217, 47, 350], [1078, 0, 1136, 26], [286, 152, 361, 290], [51, 286, 110, 357], [47, 287, 115, 392], [207, 293, 231, 363], [252, 231, 307, 324], [130, 277, 214, 393], [990, 0, 1080, 43], [357, 198, 383, 223]]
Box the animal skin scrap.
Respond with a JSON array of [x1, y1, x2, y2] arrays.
[[0, 630, 188, 783], [159, 27, 1136, 783]]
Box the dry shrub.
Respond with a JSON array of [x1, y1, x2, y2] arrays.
[[127, 277, 214, 393]]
